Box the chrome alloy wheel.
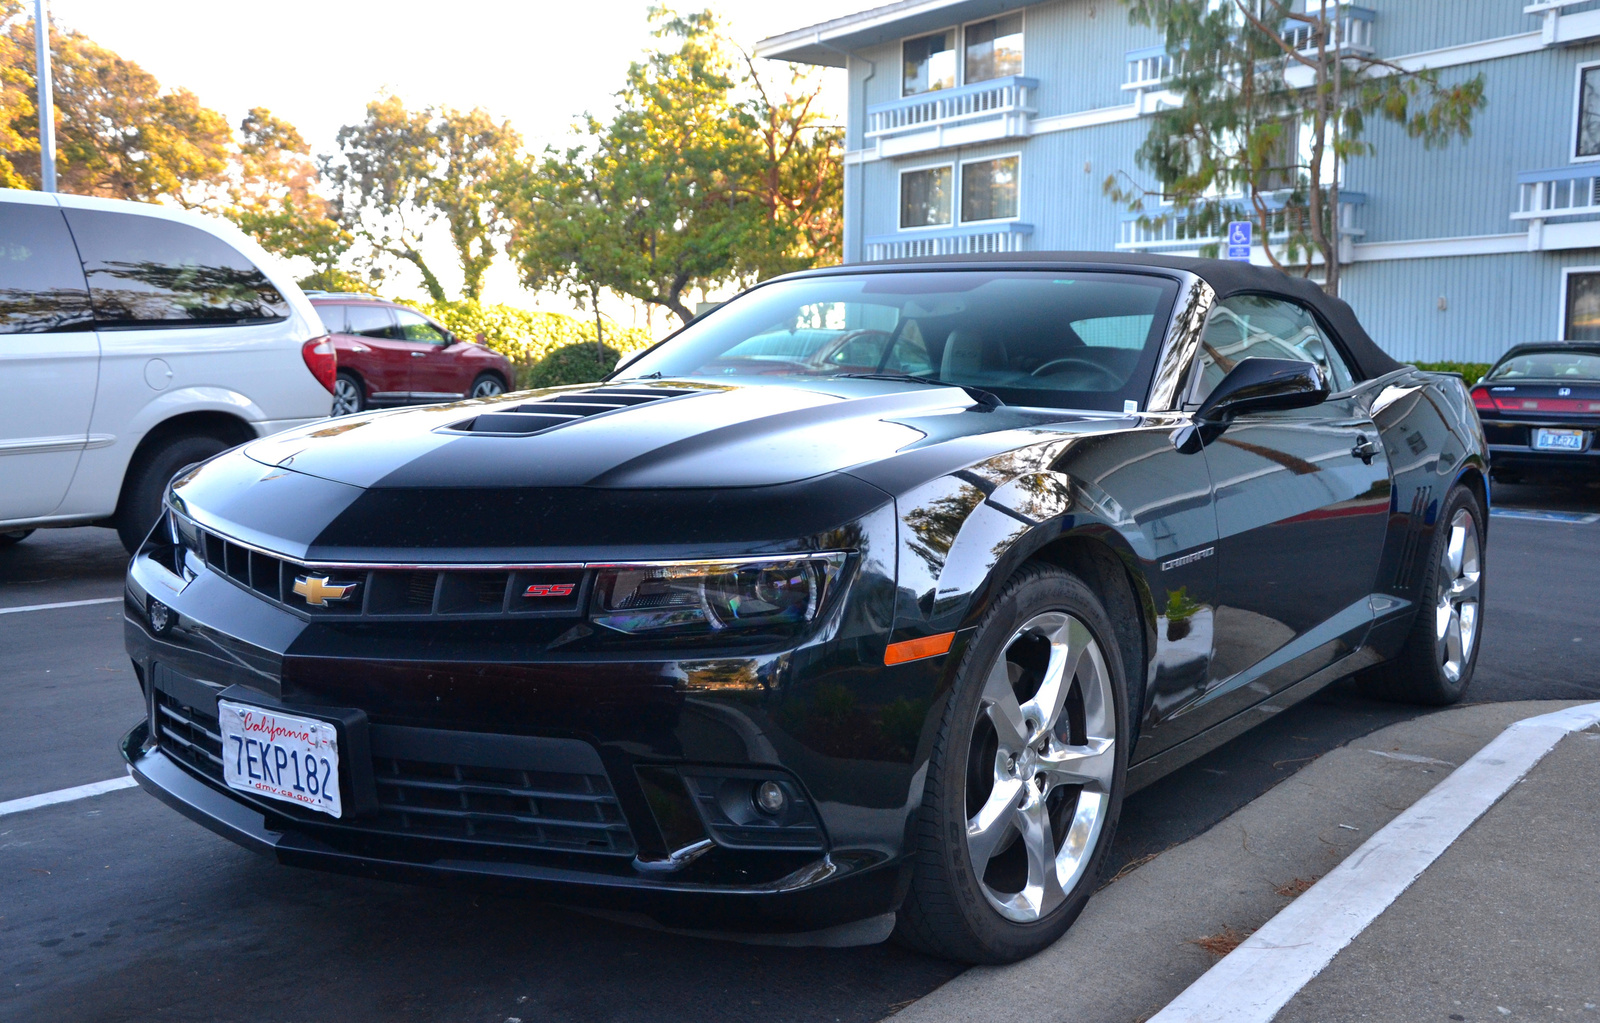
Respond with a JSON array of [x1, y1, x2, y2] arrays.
[[1435, 506, 1482, 683], [966, 612, 1115, 923], [471, 376, 506, 399], [331, 377, 362, 416]]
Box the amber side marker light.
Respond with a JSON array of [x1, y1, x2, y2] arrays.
[[884, 632, 956, 666]]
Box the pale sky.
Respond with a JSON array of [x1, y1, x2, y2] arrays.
[[43, 0, 860, 320]]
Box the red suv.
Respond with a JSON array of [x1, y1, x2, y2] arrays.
[[309, 294, 516, 415]]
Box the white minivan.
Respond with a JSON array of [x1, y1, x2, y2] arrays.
[[0, 188, 335, 552]]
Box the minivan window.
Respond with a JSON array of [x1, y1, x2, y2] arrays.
[[0, 202, 94, 334], [62, 209, 289, 328]]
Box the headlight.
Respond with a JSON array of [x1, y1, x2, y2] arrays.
[[591, 554, 846, 635]]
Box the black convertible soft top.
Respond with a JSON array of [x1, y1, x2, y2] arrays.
[[838, 251, 1407, 382]]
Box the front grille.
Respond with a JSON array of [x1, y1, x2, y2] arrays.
[[152, 689, 634, 857], [372, 758, 633, 854], [169, 514, 587, 622]]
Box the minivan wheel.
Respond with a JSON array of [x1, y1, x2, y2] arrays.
[[331, 372, 365, 416], [470, 373, 506, 400], [895, 563, 1129, 964], [115, 434, 231, 553], [0, 528, 34, 548]]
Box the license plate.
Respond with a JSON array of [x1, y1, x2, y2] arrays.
[[1533, 428, 1586, 452], [218, 700, 342, 817]]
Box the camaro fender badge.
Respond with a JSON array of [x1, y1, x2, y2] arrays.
[[1160, 547, 1214, 572], [293, 575, 359, 606], [523, 582, 575, 598]]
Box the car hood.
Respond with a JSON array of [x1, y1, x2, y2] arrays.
[[243, 379, 1112, 491]]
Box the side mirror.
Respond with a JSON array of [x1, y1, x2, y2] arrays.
[[1196, 358, 1329, 423]]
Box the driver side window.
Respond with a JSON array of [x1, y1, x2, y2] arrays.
[[1187, 295, 1354, 404]]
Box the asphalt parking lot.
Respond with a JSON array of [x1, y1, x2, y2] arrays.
[[4, 481, 1598, 1023]]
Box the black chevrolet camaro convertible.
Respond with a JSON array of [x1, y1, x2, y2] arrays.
[[122, 254, 1488, 964]]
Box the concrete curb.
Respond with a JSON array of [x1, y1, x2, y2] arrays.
[[884, 700, 1589, 1023]]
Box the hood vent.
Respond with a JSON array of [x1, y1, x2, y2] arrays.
[[452, 386, 702, 436]]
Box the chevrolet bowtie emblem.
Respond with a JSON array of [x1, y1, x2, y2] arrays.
[[293, 574, 358, 607]]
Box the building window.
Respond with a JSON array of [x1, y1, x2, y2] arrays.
[[1565, 271, 1600, 339], [960, 156, 1020, 223], [1578, 64, 1600, 160], [903, 31, 956, 95], [900, 166, 953, 228], [965, 14, 1024, 83]]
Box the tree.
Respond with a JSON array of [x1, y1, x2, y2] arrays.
[[225, 108, 349, 273], [1, 9, 232, 201], [1107, 0, 1485, 294], [325, 96, 520, 303], [0, 1, 33, 189], [503, 7, 842, 326]]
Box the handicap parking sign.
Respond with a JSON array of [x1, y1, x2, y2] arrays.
[[1226, 221, 1252, 261]]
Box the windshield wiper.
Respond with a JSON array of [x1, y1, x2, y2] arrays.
[[837, 373, 1004, 409]]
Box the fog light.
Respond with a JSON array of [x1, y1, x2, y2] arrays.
[[754, 780, 786, 815], [147, 598, 174, 634]]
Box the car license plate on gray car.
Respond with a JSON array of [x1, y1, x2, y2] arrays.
[[218, 700, 342, 817], [1533, 428, 1585, 452]]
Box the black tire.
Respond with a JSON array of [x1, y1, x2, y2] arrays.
[[115, 434, 231, 553], [331, 371, 365, 416], [1357, 485, 1486, 705], [895, 563, 1130, 964], [469, 372, 507, 400], [0, 528, 34, 548]]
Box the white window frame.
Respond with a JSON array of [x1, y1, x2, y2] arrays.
[[957, 152, 1024, 225], [901, 27, 961, 98], [1558, 264, 1600, 339], [960, 10, 1026, 86], [898, 161, 958, 231], [1572, 60, 1600, 163], [899, 10, 1026, 98]]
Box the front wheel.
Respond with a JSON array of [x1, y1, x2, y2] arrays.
[[1358, 484, 1485, 705], [470, 373, 506, 400], [896, 563, 1129, 964]]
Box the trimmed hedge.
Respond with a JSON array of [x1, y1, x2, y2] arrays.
[[1414, 361, 1491, 385], [401, 299, 657, 389]]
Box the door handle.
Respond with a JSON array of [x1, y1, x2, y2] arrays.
[[1351, 435, 1379, 464], [410, 351, 426, 357]]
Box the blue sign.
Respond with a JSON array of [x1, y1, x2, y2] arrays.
[[1226, 221, 1252, 262]]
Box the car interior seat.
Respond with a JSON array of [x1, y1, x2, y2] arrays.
[[940, 329, 1010, 381]]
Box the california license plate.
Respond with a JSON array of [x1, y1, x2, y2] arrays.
[[218, 700, 342, 817], [1533, 428, 1585, 452]]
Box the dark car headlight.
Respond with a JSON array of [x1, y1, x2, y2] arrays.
[[591, 554, 846, 635]]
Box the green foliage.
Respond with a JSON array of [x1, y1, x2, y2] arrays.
[[501, 6, 842, 325], [1110, 0, 1485, 294], [399, 298, 654, 388], [1415, 361, 1491, 386]]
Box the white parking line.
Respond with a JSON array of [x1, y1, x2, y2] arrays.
[[1490, 508, 1600, 524], [0, 773, 139, 817], [1147, 700, 1600, 1023], [0, 596, 121, 616]]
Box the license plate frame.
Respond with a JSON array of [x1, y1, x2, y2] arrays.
[[1533, 428, 1586, 452], [218, 699, 343, 817]]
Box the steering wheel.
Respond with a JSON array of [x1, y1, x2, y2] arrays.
[[1030, 356, 1121, 388]]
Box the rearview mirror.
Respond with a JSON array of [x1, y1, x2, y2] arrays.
[[1196, 358, 1329, 423]]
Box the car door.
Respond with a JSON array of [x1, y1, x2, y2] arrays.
[[0, 197, 101, 521], [391, 308, 462, 399], [342, 303, 409, 400], [1190, 295, 1390, 725]]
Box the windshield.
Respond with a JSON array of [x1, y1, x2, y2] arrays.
[[616, 270, 1181, 411], [1486, 350, 1600, 381]]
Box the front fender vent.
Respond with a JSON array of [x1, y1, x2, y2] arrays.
[[450, 386, 702, 436]]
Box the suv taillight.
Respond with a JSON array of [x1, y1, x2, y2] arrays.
[[1470, 387, 1495, 412], [301, 335, 337, 394]]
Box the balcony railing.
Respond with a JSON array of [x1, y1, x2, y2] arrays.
[[865, 223, 1033, 262], [1124, 45, 1179, 90], [1283, 4, 1376, 56], [864, 76, 1037, 157], [1117, 193, 1366, 261], [1514, 166, 1600, 221]]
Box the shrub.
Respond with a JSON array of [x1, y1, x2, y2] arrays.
[[1415, 361, 1491, 385], [400, 299, 657, 388]]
